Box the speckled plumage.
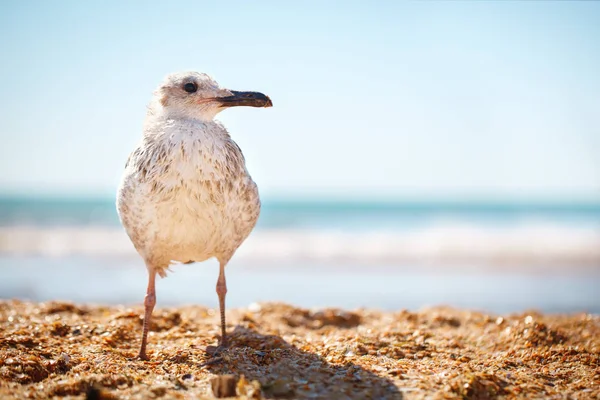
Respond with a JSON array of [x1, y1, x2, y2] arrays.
[[117, 116, 260, 276], [115, 71, 271, 359]]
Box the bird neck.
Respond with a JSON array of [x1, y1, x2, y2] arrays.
[[147, 97, 222, 123], [144, 113, 229, 143]]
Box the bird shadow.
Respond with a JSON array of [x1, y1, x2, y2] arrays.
[[206, 325, 402, 400]]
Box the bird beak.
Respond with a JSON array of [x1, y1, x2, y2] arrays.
[[217, 90, 273, 108]]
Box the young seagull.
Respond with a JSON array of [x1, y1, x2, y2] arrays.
[[117, 71, 272, 360]]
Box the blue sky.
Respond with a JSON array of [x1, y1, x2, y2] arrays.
[[1, 1, 599, 200]]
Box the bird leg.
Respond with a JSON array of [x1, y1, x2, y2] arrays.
[[216, 261, 228, 348], [138, 269, 157, 360]]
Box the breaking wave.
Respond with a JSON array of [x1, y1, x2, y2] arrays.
[[1, 223, 599, 265]]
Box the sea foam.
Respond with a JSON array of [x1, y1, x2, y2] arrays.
[[2, 223, 599, 265]]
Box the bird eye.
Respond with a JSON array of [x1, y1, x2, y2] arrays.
[[183, 82, 198, 93]]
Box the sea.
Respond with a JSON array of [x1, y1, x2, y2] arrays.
[[1, 196, 599, 314]]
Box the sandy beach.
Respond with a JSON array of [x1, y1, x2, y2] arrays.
[[0, 300, 597, 399]]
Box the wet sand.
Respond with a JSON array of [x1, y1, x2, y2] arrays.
[[3, 256, 599, 314], [0, 300, 598, 399]]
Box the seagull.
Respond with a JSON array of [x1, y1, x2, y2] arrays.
[[117, 71, 272, 360]]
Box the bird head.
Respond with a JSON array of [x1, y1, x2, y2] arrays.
[[155, 71, 272, 120]]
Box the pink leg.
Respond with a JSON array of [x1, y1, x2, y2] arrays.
[[138, 269, 157, 360], [216, 262, 228, 348]]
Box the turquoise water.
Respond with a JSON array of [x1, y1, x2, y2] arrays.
[[2, 195, 600, 229], [1, 196, 599, 313]]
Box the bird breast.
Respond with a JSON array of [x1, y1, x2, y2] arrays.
[[117, 119, 260, 268]]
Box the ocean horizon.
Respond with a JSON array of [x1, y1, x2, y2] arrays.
[[2, 193, 600, 225]]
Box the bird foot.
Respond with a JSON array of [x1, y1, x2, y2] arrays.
[[205, 343, 228, 357], [137, 351, 150, 361]]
